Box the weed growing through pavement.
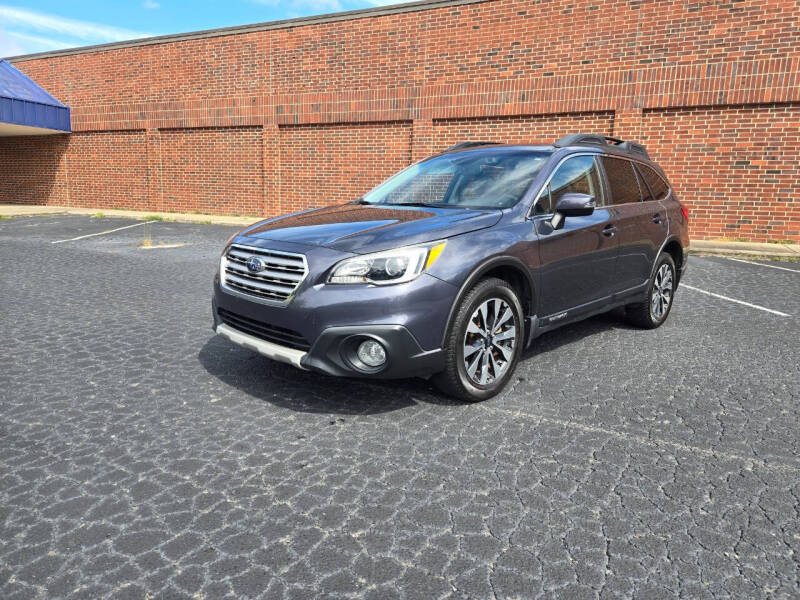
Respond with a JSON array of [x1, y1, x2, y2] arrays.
[[140, 222, 153, 247]]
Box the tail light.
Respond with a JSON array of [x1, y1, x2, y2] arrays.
[[680, 204, 690, 221]]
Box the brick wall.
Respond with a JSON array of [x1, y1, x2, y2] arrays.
[[426, 113, 615, 155], [1, 0, 798, 241], [160, 127, 263, 215], [66, 131, 148, 210], [640, 105, 800, 242], [0, 136, 69, 206], [279, 122, 412, 214]]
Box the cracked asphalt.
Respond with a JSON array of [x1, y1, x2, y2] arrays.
[[1, 215, 798, 599]]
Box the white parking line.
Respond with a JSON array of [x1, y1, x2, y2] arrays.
[[725, 257, 800, 273], [139, 243, 188, 250], [51, 221, 148, 244], [482, 406, 800, 474], [681, 284, 791, 317]]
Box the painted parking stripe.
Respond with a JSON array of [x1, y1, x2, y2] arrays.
[[681, 284, 791, 317], [483, 405, 800, 474], [51, 221, 148, 244], [725, 257, 800, 273], [139, 243, 188, 250]]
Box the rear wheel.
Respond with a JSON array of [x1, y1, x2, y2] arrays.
[[433, 277, 523, 401], [625, 252, 676, 329]]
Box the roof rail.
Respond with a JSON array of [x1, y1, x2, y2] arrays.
[[554, 133, 649, 159], [554, 133, 621, 148], [554, 133, 605, 148], [616, 140, 650, 159], [444, 141, 500, 152]]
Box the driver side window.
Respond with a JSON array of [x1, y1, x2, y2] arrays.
[[535, 156, 604, 215]]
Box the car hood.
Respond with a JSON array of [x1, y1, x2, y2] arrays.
[[238, 204, 503, 254]]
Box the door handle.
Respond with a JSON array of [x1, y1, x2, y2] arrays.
[[652, 213, 663, 224], [602, 224, 617, 238]]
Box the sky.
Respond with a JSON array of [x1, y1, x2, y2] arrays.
[[0, 0, 417, 58]]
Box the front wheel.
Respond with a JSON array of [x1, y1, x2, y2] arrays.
[[625, 252, 677, 329], [433, 277, 524, 402]]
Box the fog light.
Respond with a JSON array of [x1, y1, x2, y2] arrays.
[[357, 340, 386, 367]]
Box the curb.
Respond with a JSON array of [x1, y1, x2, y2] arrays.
[[0, 205, 257, 227], [689, 240, 800, 259]]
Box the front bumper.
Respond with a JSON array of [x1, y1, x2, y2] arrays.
[[216, 323, 308, 370], [212, 305, 445, 379], [212, 246, 455, 379], [301, 324, 444, 378]]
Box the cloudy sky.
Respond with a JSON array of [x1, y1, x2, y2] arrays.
[[0, 0, 416, 57]]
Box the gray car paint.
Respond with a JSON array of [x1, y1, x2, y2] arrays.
[[214, 144, 689, 379]]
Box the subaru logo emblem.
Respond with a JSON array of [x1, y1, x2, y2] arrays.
[[246, 256, 265, 273]]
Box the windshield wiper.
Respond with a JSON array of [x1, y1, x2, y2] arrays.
[[354, 200, 466, 209], [391, 202, 465, 209]]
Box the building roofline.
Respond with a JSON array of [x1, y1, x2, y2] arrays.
[[0, 60, 67, 107], [4, 0, 494, 63]]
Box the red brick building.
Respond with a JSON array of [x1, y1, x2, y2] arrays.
[[1, 0, 798, 242]]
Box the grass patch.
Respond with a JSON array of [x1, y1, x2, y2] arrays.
[[91, 212, 105, 218], [715, 236, 750, 243], [0, 215, 11, 220], [767, 239, 796, 245], [198, 219, 213, 225], [142, 215, 166, 222]]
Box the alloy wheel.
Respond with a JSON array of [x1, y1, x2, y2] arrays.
[[650, 263, 674, 320], [463, 298, 517, 386]]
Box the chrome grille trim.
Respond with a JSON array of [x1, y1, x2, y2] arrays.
[[221, 244, 309, 304]]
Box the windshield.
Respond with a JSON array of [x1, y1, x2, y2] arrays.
[[360, 149, 552, 209]]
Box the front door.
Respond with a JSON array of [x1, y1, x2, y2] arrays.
[[533, 155, 619, 318]]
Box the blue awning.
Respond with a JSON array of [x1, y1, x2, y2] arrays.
[[0, 60, 70, 134]]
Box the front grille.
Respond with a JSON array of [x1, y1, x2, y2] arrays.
[[222, 244, 308, 303], [217, 308, 311, 351]]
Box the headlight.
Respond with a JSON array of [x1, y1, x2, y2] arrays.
[[328, 242, 446, 285]]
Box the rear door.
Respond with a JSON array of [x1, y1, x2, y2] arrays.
[[599, 156, 668, 292], [533, 155, 619, 318]]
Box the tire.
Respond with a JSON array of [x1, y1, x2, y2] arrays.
[[625, 252, 677, 329], [433, 277, 524, 402]]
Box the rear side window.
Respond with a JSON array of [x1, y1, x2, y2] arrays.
[[637, 164, 670, 201], [535, 155, 604, 215], [601, 156, 642, 205]]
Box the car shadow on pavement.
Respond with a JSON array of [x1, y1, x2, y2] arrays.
[[197, 335, 464, 415], [198, 308, 635, 415]]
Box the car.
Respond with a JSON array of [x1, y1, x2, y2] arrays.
[[212, 133, 690, 401]]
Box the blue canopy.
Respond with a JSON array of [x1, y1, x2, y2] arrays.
[[0, 60, 70, 134]]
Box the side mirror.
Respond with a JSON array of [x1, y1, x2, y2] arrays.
[[551, 193, 595, 230]]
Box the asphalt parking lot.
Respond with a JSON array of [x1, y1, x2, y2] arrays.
[[1, 214, 798, 600]]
